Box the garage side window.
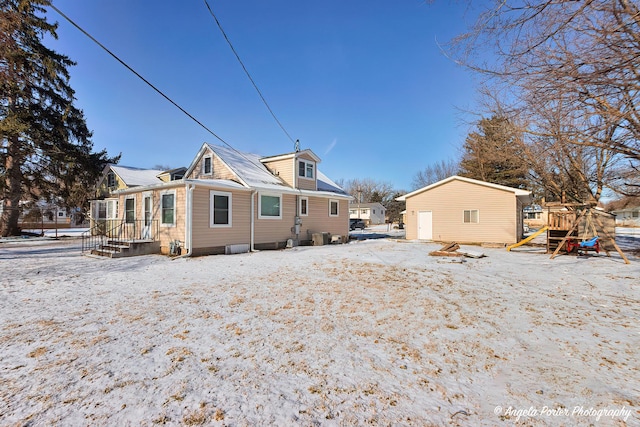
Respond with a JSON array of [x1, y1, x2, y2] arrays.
[[463, 209, 479, 223]]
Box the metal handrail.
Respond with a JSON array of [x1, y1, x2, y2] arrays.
[[82, 219, 159, 253]]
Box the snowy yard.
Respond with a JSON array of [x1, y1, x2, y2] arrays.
[[1, 238, 638, 426]]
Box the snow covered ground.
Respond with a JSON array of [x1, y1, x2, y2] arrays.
[[1, 237, 638, 426]]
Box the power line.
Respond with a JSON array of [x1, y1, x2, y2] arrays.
[[49, 4, 267, 174], [202, 0, 296, 146]]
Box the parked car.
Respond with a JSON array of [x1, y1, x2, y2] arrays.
[[349, 219, 366, 231]]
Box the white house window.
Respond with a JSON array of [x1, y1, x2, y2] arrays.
[[329, 199, 339, 217], [463, 209, 479, 223], [259, 194, 282, 219], [125, 197, 136, 223], [58, 211, 64, 217], [210, 191, 232, 227], [107, 171, 116, 188], [299, 197, 308, 216], [161, 192, 175, 226], [298, 160, 314, 179], [203, 156, 212, 175], [97, 201, 107, 220]]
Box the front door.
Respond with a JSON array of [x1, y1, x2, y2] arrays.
[[418, 211, 433, 240], [143, 194, 152, 239]]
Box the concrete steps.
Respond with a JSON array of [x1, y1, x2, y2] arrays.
[[90, 239, 160, 258]]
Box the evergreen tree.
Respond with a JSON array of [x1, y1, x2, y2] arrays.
[[459, 115, 529, 189], [1, 0, 117, 236]]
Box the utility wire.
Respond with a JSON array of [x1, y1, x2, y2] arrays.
[[49, 4, 267, 174], [202, 0, 296, 146]]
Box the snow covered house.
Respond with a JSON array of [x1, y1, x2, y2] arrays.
[[396, 176, 531, 244], [87, 144, 351, 256]]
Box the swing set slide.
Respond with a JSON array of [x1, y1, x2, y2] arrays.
[[506, 226, 549, 251]]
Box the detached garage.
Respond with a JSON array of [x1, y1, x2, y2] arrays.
[[396, 176, 531, 245]]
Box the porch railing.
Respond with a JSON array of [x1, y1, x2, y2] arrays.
[[81, 219, 159, 253]]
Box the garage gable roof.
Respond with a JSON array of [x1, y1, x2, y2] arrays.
[[396, 175, 531, 201]]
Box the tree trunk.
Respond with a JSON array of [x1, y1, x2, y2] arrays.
[[1, 135, 23, 237]]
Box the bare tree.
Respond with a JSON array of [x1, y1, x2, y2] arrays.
[[448, 0, 640, 196], [338, 178, 396, 204], [412, 158, 459, 190]]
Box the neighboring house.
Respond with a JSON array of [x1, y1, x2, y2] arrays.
[[89, 144, 351, 256], [396, 175, 531, 244], [611, 205, 640, 226], [349, 202, 386, 225], [523, 204, 548, 229], [1, 200, 78, 230]]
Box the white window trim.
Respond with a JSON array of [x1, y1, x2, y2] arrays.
[[299, 196, 309, 217], [202, 155, 213, 176], [210, 190, 232, 228], [106, 199, 119, 220], [329, 199, 339, 217], [258, 193, 282, 220], [298, 159, 315, 180], [463, 209, 479, 224], [160, 190, 176, 227], [125, 196, 136, 224], [96, 201, 107, 220]]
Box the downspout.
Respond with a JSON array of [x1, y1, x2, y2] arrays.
[[250, 189, 256, 252], [177, 183, 195, 258]]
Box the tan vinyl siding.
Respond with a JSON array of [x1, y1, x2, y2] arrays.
[[297, 176, 316, 191], [254, 193, 296, 244], [117, 187, 186, 254], [262, 158, 295, 188], [157, 187, 186, 253], [190, 187, 252, 252], [212, 156, 237, 181], [253, 193, 349, 244], [405, 180, 517, 244], [187, 147, 239, 182], [299, 197, 349, 239]]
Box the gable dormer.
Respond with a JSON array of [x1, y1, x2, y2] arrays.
[[156, 167, 187, 182], [260, 149, 321, 191]]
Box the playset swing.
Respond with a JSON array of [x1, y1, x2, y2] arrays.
[[548, 204, 629, 264]]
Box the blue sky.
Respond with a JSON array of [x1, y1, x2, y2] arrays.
[[46, 0, 484, 192]]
